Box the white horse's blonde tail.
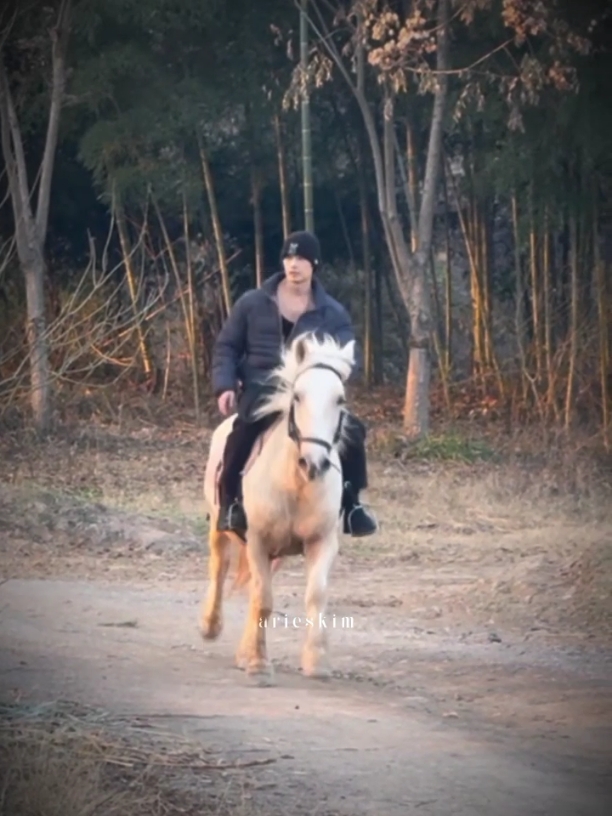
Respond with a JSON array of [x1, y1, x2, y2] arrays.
[[231, 543, 251, 591], [230, 544, 284, 593]]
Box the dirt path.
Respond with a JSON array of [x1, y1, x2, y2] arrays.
[[1, 574, 610, 816]]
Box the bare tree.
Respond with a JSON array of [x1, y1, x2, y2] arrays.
[[294, 0, 449, 437], [0, 0, 72, 432]]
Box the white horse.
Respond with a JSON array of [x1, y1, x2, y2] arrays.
[[200, 332, 356, 684]]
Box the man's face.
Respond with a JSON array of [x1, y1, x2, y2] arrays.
[[283, 254, 313, 285]]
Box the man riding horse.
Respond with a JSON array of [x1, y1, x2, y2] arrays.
[[211, 229, 378, 539]]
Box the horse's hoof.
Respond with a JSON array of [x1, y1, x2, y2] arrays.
[[234, 650, 248, 670], [246, 661, 275, 687], [302, 653, 332, 679], [200, 615, 222, 640]]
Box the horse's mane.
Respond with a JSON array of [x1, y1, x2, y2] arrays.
[[253, 332, 354, 421]]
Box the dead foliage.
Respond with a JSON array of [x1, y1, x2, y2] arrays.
[[0, 701, 269, 816]]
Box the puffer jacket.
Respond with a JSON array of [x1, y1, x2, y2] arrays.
[[211, 271, 360, 406]]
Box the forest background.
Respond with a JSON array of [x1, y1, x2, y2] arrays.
[[1, 0, 611, 457]]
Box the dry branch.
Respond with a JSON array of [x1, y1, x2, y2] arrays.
[[0, 216, 165, 417]]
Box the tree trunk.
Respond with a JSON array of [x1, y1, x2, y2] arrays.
[[358, 146, 373, 385], [311, 0, 449, 437], [23, 245, 51, 429], [403, 255, 432, 436], [0, 0, 72, 432], [406, 117, 419, 252], [402, 0, 449, 436]]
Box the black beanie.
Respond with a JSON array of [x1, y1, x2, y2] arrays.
[[280, 230, 321, 270]]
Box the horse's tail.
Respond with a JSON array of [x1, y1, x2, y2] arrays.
[[230, 543, 284, 593], [231, 543, 251, 591]]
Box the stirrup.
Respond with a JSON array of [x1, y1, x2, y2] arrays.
[[217, 499, 247, 533], [343, 502, 378, 537]]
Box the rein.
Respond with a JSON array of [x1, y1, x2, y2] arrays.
[[286, 362, 345, 454]]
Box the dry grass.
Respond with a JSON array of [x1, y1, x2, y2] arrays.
[[0, 702, 267, 816], [1, 408, 611, 639]]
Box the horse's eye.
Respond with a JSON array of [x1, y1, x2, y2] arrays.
[[293, 393, 301, 404], [337, 395, 345, 405]]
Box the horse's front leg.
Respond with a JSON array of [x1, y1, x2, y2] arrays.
[[200, 528, 231, 640], [236, 533, 274, 684], [302, 531, 339, 678]]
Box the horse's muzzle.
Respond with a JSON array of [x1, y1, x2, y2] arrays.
[[298, 455, 331, 481]]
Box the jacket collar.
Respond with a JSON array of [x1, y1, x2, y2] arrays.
[[261, 270, 328, 309]]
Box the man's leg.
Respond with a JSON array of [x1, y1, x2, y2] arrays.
[[339, 414, 378, 537], [217, 413, 278, 534]]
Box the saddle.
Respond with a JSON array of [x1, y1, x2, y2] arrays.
[[209, 414, 281, 507]]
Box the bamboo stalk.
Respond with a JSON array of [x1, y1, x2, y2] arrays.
[[442, 162, 452, 374], [528, 186, 542, 379], [115, 201, 154, 380], [429, 252, 451, 414], [593, 194, 609, 449], [251, 165, 264, 288], [511, 192, 529, 404], [273, 114, 291, 238], [153, 195, 199, 414], [197, 135, 232, 315], [542, 206, 557, 421], [182, 190, 200, 419], [480, 198, 505, 398], [564, 213, 579, 431]]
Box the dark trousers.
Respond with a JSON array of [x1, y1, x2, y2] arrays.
[[219, 411, 368, 503]]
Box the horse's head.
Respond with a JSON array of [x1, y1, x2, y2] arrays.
[[285, 333, 355, 481]]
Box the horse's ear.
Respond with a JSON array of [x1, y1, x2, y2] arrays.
[[341, 339, 356, 366], [294, 336, 307, 365]]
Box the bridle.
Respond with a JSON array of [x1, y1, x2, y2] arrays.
[[287, 362, 346, 455]]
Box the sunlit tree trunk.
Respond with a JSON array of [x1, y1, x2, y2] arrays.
[[309, 0, 449, 437]]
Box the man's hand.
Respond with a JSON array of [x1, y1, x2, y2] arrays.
[[217, 390, 236, 416]]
